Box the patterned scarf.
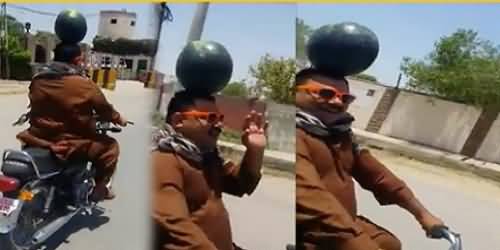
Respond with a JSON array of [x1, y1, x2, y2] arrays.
[[33, 61, 87, 79], [296, 109, 355, 144], [151, 124, 203, 163]]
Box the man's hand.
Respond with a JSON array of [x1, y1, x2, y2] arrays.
[[241, 111, 268, 150], [418, 212, 445, 236], [115, 116, 128, 127]]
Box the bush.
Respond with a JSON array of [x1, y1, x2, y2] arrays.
[[353, 73, 378, 83], [220, 129, 241, 144], [93, 36, 157, 56], [8, 50, 32, 81]]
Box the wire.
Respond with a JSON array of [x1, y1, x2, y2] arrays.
[[160, 3, 173, 22], [7, 4, 57, 16], [7, 4, 98, 18]]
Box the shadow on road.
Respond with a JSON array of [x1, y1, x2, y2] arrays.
[[40, 209, 110, 250]]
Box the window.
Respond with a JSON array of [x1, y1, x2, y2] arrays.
[[110, 18, 117, 24], [130, 20, 136, 26], [101, 56, 111, 66], [124, 59, 133, 69]]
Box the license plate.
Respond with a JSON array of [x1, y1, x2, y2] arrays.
[[0, 197, 19, 216]]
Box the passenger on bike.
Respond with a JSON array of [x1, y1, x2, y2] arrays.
[[16, 42, 127, 201]]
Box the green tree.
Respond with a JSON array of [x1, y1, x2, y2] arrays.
[[2, 15, 31, 80], [296, 18, 314, 62], [221, 81, 248, 97], [250, 54, 296, 104], [401, 29, 500, 108], [353, 73, 378, 83], [7, 15, 25, 38], [92, 36, 157, 56], [4, 15, 26, 52]]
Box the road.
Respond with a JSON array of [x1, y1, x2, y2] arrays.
[[3, 81, 499, 250], [357, 149, 500, 250], [0, 81, 154, 250], [224, 174, 295, 250], [0, 81, 296, 250]]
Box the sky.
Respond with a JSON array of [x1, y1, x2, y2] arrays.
[[9, 4, 157, 41], [159, 4, 295, 82], [10, 4, 500, 86], [298, 4, 500, 85], [9, 3, 295, 82]]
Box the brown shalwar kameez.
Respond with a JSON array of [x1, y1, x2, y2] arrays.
[[16, 74, 122, 185], [296, 128, 415, 250], [152, 149, 261, 250]]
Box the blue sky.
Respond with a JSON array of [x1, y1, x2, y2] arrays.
[[10, 4, 500, 85], [298, 4, 500, 85], [159, 4, 295, 81], [9, 4, 157, 41], [9, 3, 295, 82]]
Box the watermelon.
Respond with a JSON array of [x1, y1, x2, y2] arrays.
[[55, 10, 87, 44], [176, 41, 233, 95], [307, 22, 379, 77]]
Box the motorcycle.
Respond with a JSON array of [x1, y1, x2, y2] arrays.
[[0, 121, 130, 250], [285, 226, 462, 250]]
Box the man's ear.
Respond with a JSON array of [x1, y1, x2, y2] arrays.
[[72, 55, 83, 66], [171, 112, 184, 128]]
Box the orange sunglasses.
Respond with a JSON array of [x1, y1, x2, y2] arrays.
[[297, 83, 356, 104], [181, 111, 224, 124]]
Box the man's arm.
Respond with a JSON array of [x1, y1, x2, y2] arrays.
[[89, 80, 122, 123], [221, 147, 264, 197], [351, 145, 444, 232], [222, 111, 266, 197], [152, 152, 218, 250], [296, 150, 380, 250]]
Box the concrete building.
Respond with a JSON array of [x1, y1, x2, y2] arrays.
[[89, 52, 150, 80], [25, 31, 91, 73], [25, 31, 57, 65], [23, 9, 151, 80], [97, 10, 137, 41], [93, 9, 152, 80]]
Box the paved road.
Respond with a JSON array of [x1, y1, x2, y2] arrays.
[[0, 81, 154, 250], [357, 149, 500, 250], [224, 174, 295, 250], [5, 81, 499, 250]]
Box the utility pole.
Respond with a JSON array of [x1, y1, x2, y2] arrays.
[[187, 3, 209, 42], [0, 2, 8, 79], [154, 2, 172, 112], [3, 2, 7, 79], [151, 2, 166, 72], [396, 72, 402, 89], [171, 2, 209, 95]]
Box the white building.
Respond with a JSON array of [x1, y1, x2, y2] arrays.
[[90, 52, 151, 80], [97, 10, 137, 41], [93, 9, 152, 80]]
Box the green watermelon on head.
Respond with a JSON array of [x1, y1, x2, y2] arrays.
[[176, 40, 233, 95], [307, 22, 379, 77], [55, 10, 87, 44]]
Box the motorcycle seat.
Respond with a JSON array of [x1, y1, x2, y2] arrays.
[[2, 148, 65, 181]]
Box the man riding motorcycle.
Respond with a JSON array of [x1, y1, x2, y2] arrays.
[[295, 68, 445, 250], [152, 91, 267, 250], [15, 42, 127, 201]]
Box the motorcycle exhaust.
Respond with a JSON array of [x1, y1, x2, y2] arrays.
[[31, 209, 80, 244]]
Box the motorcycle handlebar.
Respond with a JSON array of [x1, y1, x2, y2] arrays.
[[429, 226, 462, 250]]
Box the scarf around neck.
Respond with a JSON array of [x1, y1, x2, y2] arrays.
[[151, 124, 224, 167]]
